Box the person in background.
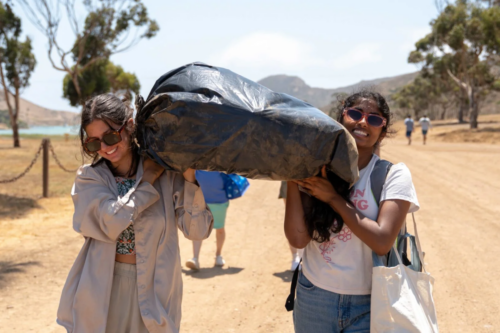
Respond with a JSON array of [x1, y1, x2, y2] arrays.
[[279, 181, 303, 271], [419, 114, 431, 145], [404, 115, 414, 145], [186, 171, 248, 270]]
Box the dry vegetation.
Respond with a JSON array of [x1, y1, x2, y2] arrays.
[[0, 135, 83, 218]]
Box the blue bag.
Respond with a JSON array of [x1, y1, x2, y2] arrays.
[[221, 174, 250, 199]]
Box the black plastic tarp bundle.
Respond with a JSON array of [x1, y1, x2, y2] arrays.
[[135, 63, 358, 184]]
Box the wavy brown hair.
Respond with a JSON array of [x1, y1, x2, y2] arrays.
[[79, 94, 139, 177]]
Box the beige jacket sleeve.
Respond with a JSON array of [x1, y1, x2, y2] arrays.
[[71, 166, 160, 243], [170, 171, 214, 241]]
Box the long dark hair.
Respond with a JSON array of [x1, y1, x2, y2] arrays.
[[304, 90, 392, 243], [304, 171, 352, 243], [79, 94, 139, 177]]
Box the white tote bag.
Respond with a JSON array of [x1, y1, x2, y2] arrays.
[[371, 214, 439, 333]]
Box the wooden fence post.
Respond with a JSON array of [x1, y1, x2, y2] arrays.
[[43, 138, 49, 198]]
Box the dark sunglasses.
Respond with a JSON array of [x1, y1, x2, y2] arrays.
[[343, 108, 387, 128], [84, 123, 127, 153]]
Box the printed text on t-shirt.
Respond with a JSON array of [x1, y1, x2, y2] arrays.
[[351, 188, 369, 211]]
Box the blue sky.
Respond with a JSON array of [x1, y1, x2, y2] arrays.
[[13, 0, 438, 112]]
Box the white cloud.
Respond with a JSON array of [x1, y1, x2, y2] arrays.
[[212, 32, 315, 71], [331, 43, 382, 70], [212, 32, 384, 75]]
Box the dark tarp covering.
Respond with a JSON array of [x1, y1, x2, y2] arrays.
[[136, 62, 358, 184]]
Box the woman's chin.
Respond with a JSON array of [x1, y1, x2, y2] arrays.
[[355, 139, 377, 151], [99, 152, 121, 164]]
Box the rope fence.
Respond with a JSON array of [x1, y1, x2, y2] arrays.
[[0, 138, 79, 197]]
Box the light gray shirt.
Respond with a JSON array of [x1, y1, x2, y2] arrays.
[[404, 118, 414, 131], [57, 158, 213, 333], [419, 117, 431, 130]]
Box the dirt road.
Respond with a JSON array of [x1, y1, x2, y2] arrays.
[[1, 135, 499, 332]]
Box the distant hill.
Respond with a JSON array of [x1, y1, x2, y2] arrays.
[[258, 72, 419, 110], [0, 90, 79, 127], [257, 75, 334, 109]]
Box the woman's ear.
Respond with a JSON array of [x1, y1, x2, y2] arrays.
[[378, 131, 387, 144], [126, 117, 135, 132]]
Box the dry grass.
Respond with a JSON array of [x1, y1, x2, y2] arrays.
[[434, 127, 500, 144], [0, 135, 84, 218]]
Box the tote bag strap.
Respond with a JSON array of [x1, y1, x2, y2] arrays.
[[411, 213, 427, 273]]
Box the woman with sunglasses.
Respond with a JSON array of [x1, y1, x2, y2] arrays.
[[57, 94, 213, 333], [285, 91, 419, 332]]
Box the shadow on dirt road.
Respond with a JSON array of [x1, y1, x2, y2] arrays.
[[0, 194, 41, 219], [182, 266, 244, 279], [0, 260, 41, 289]]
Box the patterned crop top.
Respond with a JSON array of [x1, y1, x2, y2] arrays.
[[115, 177, 136, 255]]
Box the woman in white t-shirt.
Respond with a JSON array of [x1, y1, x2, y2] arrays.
[[285, 91, 419, 333]]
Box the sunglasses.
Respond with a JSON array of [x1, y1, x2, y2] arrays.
[[84, 123, 127, 153], [343, 108, 387, 128]]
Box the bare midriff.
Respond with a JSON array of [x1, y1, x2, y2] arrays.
[[115, 253, 136, 264]]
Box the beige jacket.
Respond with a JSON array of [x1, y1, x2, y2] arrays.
[[57, 158, 213, 333]]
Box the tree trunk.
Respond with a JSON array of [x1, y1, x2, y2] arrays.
[[0, 66, 20, 147], [71, 71, 82, 104], [458, 97, 465, 123], [13, 85, 21, 147], [11, 121, 20, 147], [441, 105, 447, 120], [469, 92, 479, 129]]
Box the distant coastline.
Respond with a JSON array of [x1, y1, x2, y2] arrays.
[[0, 125, 79, 136]]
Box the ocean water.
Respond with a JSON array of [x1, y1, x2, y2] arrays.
[[0, 125, 79, 136]]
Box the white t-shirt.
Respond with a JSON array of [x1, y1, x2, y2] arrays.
[[301, 154, 420, 295], [419, 117, 431, 130]]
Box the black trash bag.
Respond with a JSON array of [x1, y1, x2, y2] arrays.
[[136, 62, 358, 184]]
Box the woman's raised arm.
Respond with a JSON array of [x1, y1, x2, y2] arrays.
[[284, 181, 311, 249]]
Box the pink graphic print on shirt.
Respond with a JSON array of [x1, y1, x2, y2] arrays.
[[319, 185, 370, 263], [319, 224, 353, 263]]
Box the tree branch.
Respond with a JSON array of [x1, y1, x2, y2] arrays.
[[79, 55, 106, 72], [447, 69, 470, 93]]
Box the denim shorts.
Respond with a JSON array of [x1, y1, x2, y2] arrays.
[[293, 271, 371, 333]]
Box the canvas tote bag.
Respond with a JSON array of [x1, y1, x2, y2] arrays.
[[371, 213, 439, 332]]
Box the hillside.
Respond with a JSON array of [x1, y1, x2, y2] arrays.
[[258, 72, 419, 109], [0, 90, 79, 127], [257, 75, 334, 108]]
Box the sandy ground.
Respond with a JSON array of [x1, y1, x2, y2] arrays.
[[1, 127, 500, 332]]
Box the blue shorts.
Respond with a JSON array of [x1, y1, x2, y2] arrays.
[[422, 129, 428, 135], [406, 130, 412, 137]]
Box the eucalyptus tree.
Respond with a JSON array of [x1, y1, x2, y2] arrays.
[[0, 1, 36, 147], [409, 0, 500, 128]]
